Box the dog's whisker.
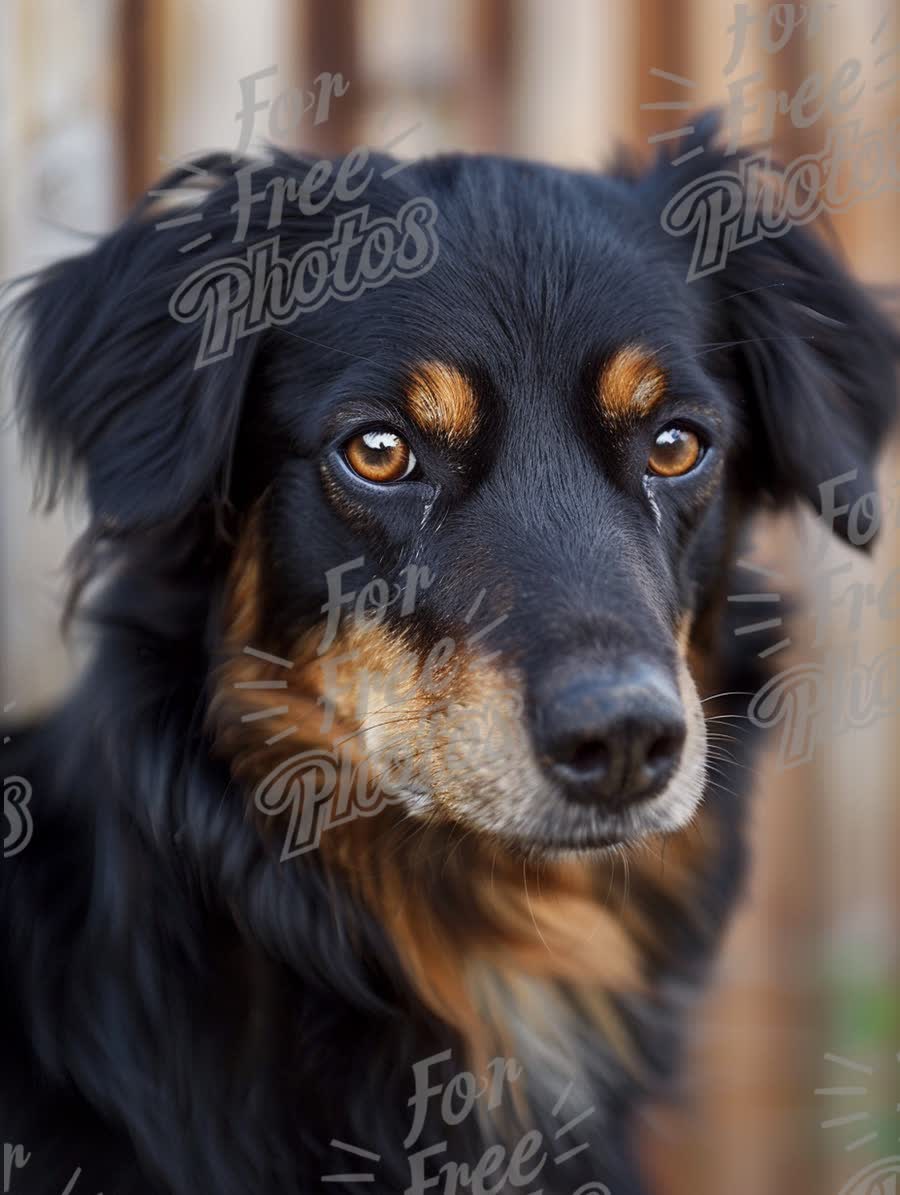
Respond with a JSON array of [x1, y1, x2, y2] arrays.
[[669, 334, 816, 367]]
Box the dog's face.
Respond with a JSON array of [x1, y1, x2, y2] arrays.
[[15, 127, 896, 858], [226, 174, 729, 853]]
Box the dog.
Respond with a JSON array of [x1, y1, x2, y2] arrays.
[[1, 115, 897, 1194]]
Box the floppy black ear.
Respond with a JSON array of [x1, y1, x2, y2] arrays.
[[637, 113, 899, 549], [8, 154, 264, 531]]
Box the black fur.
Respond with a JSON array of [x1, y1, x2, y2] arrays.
[[1, 117, 896, 1193]]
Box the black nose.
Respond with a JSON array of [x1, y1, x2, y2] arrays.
[[535, 661, 686, 809]]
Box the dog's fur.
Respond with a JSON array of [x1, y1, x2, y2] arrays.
[[1, 118, 897, 1193]]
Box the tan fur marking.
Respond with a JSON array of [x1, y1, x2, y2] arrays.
[[598, 346, 667, 421], [210, 513, 525, 846], [405, 362, 479, 445], [210, 511, 723, 1097]]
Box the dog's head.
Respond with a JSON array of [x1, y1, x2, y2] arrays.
[[11, 120, 897, 859]]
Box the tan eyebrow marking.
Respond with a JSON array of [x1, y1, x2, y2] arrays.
[[598, 346, 667, 421], [405, 362, 479, 445]]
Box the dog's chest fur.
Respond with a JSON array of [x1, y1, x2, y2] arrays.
[[0, 711, 748, 1195]]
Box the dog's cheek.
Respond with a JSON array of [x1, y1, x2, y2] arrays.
[[363, 648, 531, 825], [207, 511, 462, 830], [206, 511, 366, 791]]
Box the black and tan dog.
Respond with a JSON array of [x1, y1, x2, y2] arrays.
[[1, 117, 896, 1193]]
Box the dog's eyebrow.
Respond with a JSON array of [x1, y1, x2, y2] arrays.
[[597, 346, 667, 421], [404, 362, 479, 445]]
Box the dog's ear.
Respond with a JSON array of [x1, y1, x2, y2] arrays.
[[8, 155, 265, 532], [636, 112, 899, 549]]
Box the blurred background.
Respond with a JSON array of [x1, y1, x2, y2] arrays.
[[0, 2, 897, 1192]]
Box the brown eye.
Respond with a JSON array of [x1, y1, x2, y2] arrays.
[[647, 426, 703, 478], [344, 429, 417, 483]]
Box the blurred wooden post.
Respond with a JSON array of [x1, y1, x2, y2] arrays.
[[462, 0, 516, 152], [300, 0, 363, 154], [818, 4, 900, 1191], [636, 0, 688, 148], [118, 0, 165, 207]]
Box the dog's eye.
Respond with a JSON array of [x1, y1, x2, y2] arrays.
[[647, 426, 702, 478], [344, 429, 417, 483]]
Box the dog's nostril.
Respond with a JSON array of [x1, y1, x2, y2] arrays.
[[647, 732, 682, 770], [636, 731, 685, 791], [563, 739, 610, 778]]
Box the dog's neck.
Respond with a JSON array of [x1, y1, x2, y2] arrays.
[[316, 814, 716, 1092]]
